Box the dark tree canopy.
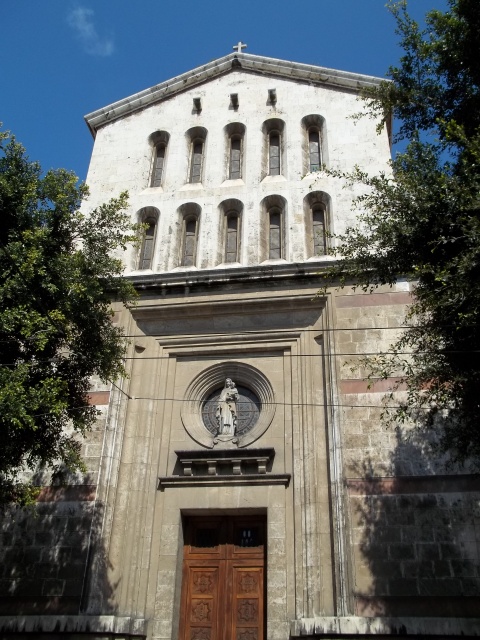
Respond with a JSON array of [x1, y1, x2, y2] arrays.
[[0, 131, 139, 504], [324, 0, 480, 462]]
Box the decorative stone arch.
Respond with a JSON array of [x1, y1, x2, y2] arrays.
[[303, 191, 331, 258], [181, 362, 276, 449]]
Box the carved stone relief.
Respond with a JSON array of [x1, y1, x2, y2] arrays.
[[181, 362, 275, 448]]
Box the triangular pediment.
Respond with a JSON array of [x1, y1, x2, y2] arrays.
[[84, 52, 384, 136]]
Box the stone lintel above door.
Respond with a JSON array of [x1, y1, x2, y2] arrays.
[[158, 447, 291, 489]]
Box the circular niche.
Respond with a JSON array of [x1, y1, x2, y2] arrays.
[[181, 362, 276, 449]]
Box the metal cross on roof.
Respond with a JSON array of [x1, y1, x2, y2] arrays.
[[233, 41, 247, 54]]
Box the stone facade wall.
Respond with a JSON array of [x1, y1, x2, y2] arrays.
[[83, 67, 390, 275], [3, 55, 480, 640], [0, 390, 110, 617], [349, 488, 480, 615], [332, 287, 480, 620]]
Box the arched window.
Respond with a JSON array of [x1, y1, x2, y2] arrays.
[[225, 213, 239, 263], [137, 207, 159, 270], [312, 205, 326, 256], [190, 141, 204, 183], [224, 123, 246, 182], [301, 115, 326, 174], [261, 119, 286, 180], [229, 137, 242, 180], [148, 131, 170, 188], [308, 129, 321, 172], [151, 144, 166, 187], [218, 198, 243, 265], [179, 203, 201, 267], [269, 208, 283, 259], [186, 127, 207, 185], [260, 195, 286, 262], [183, 217, 198, 266], [303, 192, 330, 259], [269, 132, 281, 176]]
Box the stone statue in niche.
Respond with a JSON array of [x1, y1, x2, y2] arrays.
[[215, 378, 239, 437]]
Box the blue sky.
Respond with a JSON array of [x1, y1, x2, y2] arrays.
[[2, 1, 447, 181]]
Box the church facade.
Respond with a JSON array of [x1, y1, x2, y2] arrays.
[[1, 51, 480, 640]]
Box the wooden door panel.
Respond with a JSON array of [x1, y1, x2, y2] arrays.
[[179, 562, 224, 640], [180, 516, 266, 640], [231, 565, 264, 640]]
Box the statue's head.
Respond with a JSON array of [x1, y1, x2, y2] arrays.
[[226, 378, 233, 387]]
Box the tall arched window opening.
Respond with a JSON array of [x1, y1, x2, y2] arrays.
[[190, 141, 204, 183], [186, 127, 207, 185], [303, 192, 330, 259], [224, 123, 246, 182], [151, 144, 166, 187], [269, 132, 281, 176], [140, 219, 156, 269], [137, 206, 159, 270], [308, 130, 321, 172], [148, 131, 170, 188], [229, 137, 242, 180], [301, 115, 326, 174], [218, 198, 243, 265], [269, 208, 282, 259], [183, 217, 198, 266], [312, 206, 326, 255], [178, 203, 201, 268], [260, 194, 286, 262], [225, 214, 239, 263], [261, 119, 286, 180]]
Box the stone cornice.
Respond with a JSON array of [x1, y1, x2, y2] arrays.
[[84, 53, 385, 136], [126, 260, 338, 292]]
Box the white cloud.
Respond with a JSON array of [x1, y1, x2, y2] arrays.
[[67, 7, 114, 57]]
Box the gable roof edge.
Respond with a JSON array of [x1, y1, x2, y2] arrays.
[[84, 52, 385, 137]]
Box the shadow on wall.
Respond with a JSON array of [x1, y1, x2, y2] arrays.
[[349, 427, 480, 618], [0, 489, 116, 616]]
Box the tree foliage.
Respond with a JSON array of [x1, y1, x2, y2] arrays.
[[0, 130, 139, 504], [324, 0, 480, 462]]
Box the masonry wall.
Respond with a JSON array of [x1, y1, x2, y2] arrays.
[[0, 384, 110, 617], [83, 68, 390, 275], [332, 286, 480, 621], [3, 58, 480, 640]]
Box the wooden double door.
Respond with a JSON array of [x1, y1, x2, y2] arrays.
[[179, 515, 266, 640]]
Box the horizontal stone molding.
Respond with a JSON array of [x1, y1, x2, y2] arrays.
[[0, 615, 146, 636], [158, 473, 291, 490], [87, 390, 111, 405], [340, 377, 406, 394], [128, 262, 334, 298], [175, 447, 275, 476], [346, 474, 480, 496], [336, 291, 412, 308], [290, 615, 480, 637], [37, 485, 97, 502]]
